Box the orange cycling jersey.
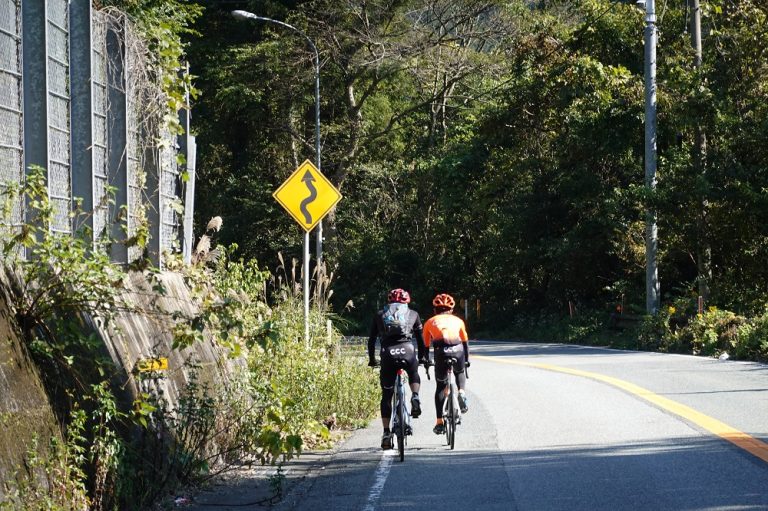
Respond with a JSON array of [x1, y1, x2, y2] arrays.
[[423, 313, 468, 347]]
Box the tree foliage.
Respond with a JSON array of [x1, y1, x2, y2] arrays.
[[188, 0, 768, 329]]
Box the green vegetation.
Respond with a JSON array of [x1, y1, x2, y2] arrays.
[[489, 310, 641, 350], [188, 0, 768, 355], [1, 174, 376, 508], [101, 0, 203, 141], [637, 303, 768, 361]]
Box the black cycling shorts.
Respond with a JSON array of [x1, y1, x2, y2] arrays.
[[380, 340, 420, 389], [433, 340, 465, 383]]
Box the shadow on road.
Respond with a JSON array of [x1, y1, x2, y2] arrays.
[[259, 434, 768, 511], [469, 340, 651, 359]]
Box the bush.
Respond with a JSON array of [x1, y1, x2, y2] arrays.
[[637, 311, 671, 352], [247, 290, 378, 435], [492, 299, 768, 365], [673, 308, 746, 357], [209, 252, 379, 438], [491, 308, 639, 348], [637, 301, 768, 361], [732, 308, 768, 362], [1, 385, 121, 511]]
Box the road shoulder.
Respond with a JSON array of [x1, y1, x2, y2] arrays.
[[182, 426, 370, 510]]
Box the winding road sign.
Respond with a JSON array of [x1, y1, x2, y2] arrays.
[[273, 160, 342, 232]]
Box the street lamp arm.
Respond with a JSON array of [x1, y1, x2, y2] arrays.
[[231, 10, 318, 60], [231, 9, 320, 168]]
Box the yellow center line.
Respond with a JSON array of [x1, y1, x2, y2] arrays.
[[474, 354, 768, 464]]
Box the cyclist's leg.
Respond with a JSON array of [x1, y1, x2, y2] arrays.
[[453, 348, 466, 390], [379, 351, 397, 430], [452, 349, 469, 413], [434, 349, 449, 414], [432, 344, 448, 433], [404, 344, 421, 392], [379, 354, 397, 449], [456, 370, 467, 390]]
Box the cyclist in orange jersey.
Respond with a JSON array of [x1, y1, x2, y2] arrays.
[[421, 293, 470, 435]]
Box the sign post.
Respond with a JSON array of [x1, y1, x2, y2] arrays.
[[274, 160, 342, 344]]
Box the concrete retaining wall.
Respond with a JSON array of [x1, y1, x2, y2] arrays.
[[0, 269, 241, 499], [96, 271, 241, 412], [0, 273, 60, 498]]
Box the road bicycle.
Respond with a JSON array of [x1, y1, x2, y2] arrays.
[[390, 365, 412, 462], [442, 357, 461, 450], [425, 356, 467, 450]]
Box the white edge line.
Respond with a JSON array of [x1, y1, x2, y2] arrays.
[[362, 451, 394, 511]]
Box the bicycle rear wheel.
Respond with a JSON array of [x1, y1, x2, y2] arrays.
[[442, 392, 450, 445], [447, 382, 456, 450], [395, 376, 405, 462], [397, 397, 406, 461]]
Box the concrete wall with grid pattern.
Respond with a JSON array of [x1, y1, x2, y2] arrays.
[[0, 1, 196, 267]]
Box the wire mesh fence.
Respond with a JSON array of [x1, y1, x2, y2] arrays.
[[340, 336, 369, 362], [159, 126, 181, 253], [0, 0, 23, 242], [124, 17, 145, 263], [0, 2, 193, 265]]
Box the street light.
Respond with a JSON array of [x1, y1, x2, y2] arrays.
[[232, 10, 322, 343]]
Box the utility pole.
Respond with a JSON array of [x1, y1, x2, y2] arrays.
[[314, 65, 323, 302], [691, 0, 702, 68], [645, 0, 660, 314], [690, 0, 711, 302]]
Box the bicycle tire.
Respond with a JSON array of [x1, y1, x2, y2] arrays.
[[395, 374, 405, 461], [397, 398, 406, 461], [442, 386, 450, 445], [448, 381, 456, 450]]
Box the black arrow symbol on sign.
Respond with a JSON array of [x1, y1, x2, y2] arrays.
[[299, 170, 317, 224]]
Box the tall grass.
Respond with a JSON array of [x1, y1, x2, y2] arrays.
[[213, 253, 379, 436]]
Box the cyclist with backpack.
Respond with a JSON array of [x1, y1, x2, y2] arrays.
[[368, 288, 427, 450], [422, 293, 470, 435]]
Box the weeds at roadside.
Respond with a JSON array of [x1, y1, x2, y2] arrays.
[[268, 465, 286, 501], [1, 172, 377, 508]]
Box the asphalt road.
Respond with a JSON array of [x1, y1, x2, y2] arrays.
[[272, 341, 768, 511]]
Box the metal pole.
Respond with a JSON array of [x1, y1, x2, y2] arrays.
[[70, 1, 95, 243], [691, 0, 702, 67], [304, 230, 310, 345], [232, 10, 320, 344], [644, 0, 660, 314], [314, 53, 323, 290]]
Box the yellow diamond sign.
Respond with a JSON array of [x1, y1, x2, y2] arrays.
[[273, 160, 342, 232]]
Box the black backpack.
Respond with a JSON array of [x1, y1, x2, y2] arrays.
[[381, 302, 412, 339]]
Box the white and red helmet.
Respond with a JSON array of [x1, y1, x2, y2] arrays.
[[387, 288, 411, 304]]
